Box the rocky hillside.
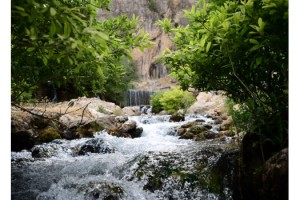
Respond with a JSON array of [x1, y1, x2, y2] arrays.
[[98, 0, 197, 90]]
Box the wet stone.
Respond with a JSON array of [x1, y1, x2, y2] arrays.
[[78, 138, 115, 155]]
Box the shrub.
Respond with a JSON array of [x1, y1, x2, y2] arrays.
[[226, 99, 253, 133], [150, 92, 164, 113], [150, 89, 196, 114]]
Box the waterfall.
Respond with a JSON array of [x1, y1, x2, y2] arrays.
[[11, 115, 240, 200], [126, 89, 155, 106]]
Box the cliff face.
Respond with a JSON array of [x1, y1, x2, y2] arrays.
[[98, 0, 196, 89]]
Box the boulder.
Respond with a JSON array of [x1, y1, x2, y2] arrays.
[[131, 127, 143, 138], [109, 119, 143, 139], [78, 138, 115, 155], [170, 114, 185, 122], [31, 144, 58, 158], [115, 116, 128, 123]]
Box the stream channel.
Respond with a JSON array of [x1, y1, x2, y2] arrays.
[[11, 114, 240, 200]]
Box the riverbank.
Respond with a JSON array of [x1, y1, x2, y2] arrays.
[[12, 91, 236, 152]]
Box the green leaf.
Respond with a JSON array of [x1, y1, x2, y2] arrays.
[[248, 44, 263, 53], [258, 18, 264, 28], [98, 31, 109, 40], [14, 6, 25, 12], [50, 7, 57, 16], [222, 21, 229, 31], [71, 42, 77, 49], [206, 41, 211, 53], [27, 47, 35, 52], [68, 57, 73, 65], [256, 57, 262, 65], [64, 20, 71, 38], [50, 21, 56, 37], [200, 35, 208, 47], [249, 38, 259, 44]]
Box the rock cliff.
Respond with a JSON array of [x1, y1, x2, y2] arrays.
[[98, 0, 197, 89]]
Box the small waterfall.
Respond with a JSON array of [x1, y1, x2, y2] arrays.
[[126, 89, 155, 106]]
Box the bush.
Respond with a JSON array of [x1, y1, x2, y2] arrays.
[[150, 92, 164, 113], [226, 99, 253, 133], [150, 89, 196, 114]]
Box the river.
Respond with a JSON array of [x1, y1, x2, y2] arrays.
[[11, 114, 239, 200]]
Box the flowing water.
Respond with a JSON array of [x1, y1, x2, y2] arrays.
[[11, 115, 239, 200]]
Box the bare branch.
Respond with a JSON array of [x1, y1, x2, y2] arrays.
[[79, 102, 91, 125]]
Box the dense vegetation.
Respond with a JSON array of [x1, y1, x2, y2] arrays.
[[156, 0, 288, 155], [11, 0, 152, 105], [150, 88, 195, 114]]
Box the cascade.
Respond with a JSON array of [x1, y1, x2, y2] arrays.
[[11, 115, 239, 200], [126, 89, 155, 106]]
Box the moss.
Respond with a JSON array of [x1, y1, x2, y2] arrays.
[[39, 127, 61, 143], [143, 171, 163, 192], [190, 126, 208, 134], [205, 170, 223, 193], [111, 185, 124, 194], [136, 171, 144, 180]]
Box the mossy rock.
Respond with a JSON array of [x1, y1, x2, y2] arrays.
[[179, 131, 194, 139], [181, 120, 201, 128], [39, 127, 61, 143], [143, 173, 163, 192], [170, 114, 185, 122], [189, 125, 208, 134], [193, 133, 206, 141]]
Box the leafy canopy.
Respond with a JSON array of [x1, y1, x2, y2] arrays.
[[11, 0, 152, 103], [156, 0, 288, 146]]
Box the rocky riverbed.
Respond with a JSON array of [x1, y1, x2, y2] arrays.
[[11, 92, 238, 152]]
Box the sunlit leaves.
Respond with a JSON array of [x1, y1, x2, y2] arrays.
[[11, 0, 151, 103], [155, 18, 172, 33], [50, 7, 56, 16], [157, 0, 288, 124]]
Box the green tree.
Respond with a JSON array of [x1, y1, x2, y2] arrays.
[[11, 0, 152, 104], [156, 0, 288, 149]]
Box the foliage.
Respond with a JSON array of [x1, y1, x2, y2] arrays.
[[156, 0, 288, 148], [11, 0, 152, 104], [150, 89, 196, 114], [226, 99, 253, 134], [150, 91, 164, 113]]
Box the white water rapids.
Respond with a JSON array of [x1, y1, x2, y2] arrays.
[[11, 115, 238, 200]]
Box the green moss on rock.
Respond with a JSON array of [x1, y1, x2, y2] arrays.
[[39, 127, 61, 143]]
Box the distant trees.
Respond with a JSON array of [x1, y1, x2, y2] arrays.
[[11, 0, 152, 104], [156, 0, 288, 148]]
